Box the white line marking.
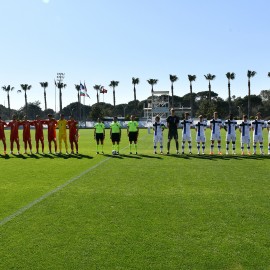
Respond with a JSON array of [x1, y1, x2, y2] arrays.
[[0, 157, 110, 226], [0, 135, 149, 227]]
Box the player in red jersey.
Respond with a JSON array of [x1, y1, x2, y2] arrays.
[[7, 115, 20, 154], [20, 115, 33, 154], [31, 115, 45, 154], [67, 115, 79, 154], [0, 116, 7, 155], [44, 114, 58, 154]]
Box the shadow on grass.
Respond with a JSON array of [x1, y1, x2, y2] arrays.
[[0, 153, 93, 160], [120, 154, 142, 159], [138, 154, 163, 159], [184, 154, 270, 161], [103, 154, 123, 159], [166, 154, 191, 159], [0, 154, 11, 159], [52, 153, 93, 159]]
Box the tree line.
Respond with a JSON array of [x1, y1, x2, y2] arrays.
[[1, 71, 270, 120]]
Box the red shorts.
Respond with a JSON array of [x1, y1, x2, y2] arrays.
[[23, 135, 31, 142], [10, 136, 19, 142], [69, 134, 77, 142], [48, 133, 56, 141]]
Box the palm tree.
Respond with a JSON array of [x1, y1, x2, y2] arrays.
[[247, 70, 256, 118], [56, 82, 67, 113], [18, 84, 32, 117], [268, 72, 270, 78], [147, 79, 158, 93], [2, 85, 14, 118], [132, 77, 140, 102], [109, 81, 119, 107], [75, 84, 81, 120], [93, 85, 102, 104], [204, 73, 216, 103], [188, 75, 196, 117], [169, 75, 178, 107], [225, 72, 235, 114], [40, 82, 48, 111]]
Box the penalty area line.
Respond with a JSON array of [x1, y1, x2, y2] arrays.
[[0, 156, 111, 227]]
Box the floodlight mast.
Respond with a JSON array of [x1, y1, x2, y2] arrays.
[[56, 73, 65, 113]]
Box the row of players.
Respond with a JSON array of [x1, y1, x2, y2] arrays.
[[0, 114, 79, 155], [78, 111, 270, 156], [1, 111, 270, 156], [162, 109, 270, 155], [0, 114, 140, 156]]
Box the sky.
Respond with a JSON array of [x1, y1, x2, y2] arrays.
[[1, 0, 270, 111]]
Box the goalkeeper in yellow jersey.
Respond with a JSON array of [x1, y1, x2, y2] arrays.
[[57, 114, 68, 154]]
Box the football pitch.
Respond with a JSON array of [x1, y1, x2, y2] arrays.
[[1, 129, 270, 269]]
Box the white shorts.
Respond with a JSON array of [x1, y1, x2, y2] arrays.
[[211, 133, 221, 141], [226, 134, 236, 142], [253, 134, 263, 143], [241, 136, 250, 144], [196, 135, 206, 143], [182, 134, 191, 142], [153, 134, 163, 144]]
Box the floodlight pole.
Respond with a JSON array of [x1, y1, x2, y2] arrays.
[[56, 72, 65, 114]]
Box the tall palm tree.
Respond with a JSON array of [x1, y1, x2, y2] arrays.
[[93, 85, 102, 104], [247, 70, 256, 118], [147, 79, 158, 93], [75, 84, 81, 120], [132, 77, 140, 102], [169, 75, 178, 107], [188, 75, 196, 117], [225, 72, 235, 114], [40, 82, 48, 111], [204, 73, 216, 103], [18, 84, 32, 117], [109, 81, 119, 107], [56, 82, 67, 113], [2, 85, 14, 118]]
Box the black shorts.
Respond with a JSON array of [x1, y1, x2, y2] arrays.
[[111, 133, 120, 142], [128, 131, 138, 142], [168, 130, 178, 140], [96, 133, 104, 142]]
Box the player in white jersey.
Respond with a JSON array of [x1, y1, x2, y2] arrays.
[[180, 112, 193, 154], [209, 112, 223, 154], [251, 112, 265, 155], [267, 120, 270, 155], [224, 114, 238, 155], [153, 115, 165, 154], [195, 115, 207, 155], [239, 114, 251, 155]]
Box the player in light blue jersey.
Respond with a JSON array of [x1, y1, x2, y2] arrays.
[[267, 120, 270, 155], [153, 115, 165, 154], [195, 115, 207, 155], [180, 112, 193, 154], [251, 112, 265, 155], [239, 114, 251, 155], [224, 114, 238, 155], [209, 112, 223, 154]]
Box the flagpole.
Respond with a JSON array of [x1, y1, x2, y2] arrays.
[[79, 91, 81, 124], [83, 93, 86, 126], [54, 79, 57, 113]]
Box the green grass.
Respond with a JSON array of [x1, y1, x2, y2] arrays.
[[1, 129, 270, 269]]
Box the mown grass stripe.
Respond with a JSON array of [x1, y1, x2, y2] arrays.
[[0, 156, 111, 226], [0, 137, 144, 227]]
